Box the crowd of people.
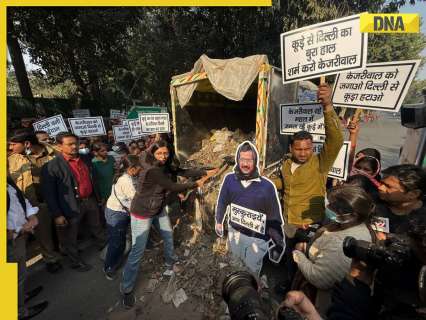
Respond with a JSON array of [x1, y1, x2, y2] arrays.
[[6, 83, 426, 320]]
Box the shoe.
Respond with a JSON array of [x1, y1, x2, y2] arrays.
[[20, 301, 48, 320], [164, 254, 179, 268], [103, 268, 116, 281], [46, 262, 63, 274], [70, 262, 92, 272], [25, 286, 43, 303], [122, 291, 135, 309]]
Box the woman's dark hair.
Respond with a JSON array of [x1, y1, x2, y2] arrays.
[[91, 142, 108, 152], [145, 140, 169, 166], [354, 156, 380, 177], [113, 155, 142, 184], [345, 174, 376, 194], [327, 185, 374, 224], [356, 148, 381, 162], [129, 140, 138, 147]]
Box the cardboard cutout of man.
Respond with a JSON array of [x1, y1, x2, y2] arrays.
[[215, 141, 285, 275]]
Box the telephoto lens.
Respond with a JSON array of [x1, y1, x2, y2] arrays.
[[222, 271, 270, 320]]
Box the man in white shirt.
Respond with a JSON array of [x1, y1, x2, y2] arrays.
[[7, 177, 48, 320]]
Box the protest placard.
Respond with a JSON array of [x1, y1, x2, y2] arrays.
[[139, 112, 171, 134], [112, 125, 132, 142], [314, 141, 351, 180], [331, 60, 421, 112], [68, 116, 106, 137], [230, 204, 267, 235], [72, 109, 90, 118], [127, 118, 146, 138], [33, 115, 68, 138], [280, 103, 325, 140], [280, 14, 367, 84], [110, 109, 126, 119]]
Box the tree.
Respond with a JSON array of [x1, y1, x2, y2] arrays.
[[9, 7, 139, 105], [7, 16, 33, 99]]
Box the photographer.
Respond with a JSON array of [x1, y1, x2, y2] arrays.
[[291, 185, 374, 314]]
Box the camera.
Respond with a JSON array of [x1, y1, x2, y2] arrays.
[[222, 271, 304, 320], [293, 224, 321, 243], [342, 235, 411, 269]]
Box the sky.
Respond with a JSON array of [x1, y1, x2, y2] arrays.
[[17, 4, 426, 79]]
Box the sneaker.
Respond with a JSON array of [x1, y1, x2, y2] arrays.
[[103, 268, 116, 281], [122, 291, 135, 309], [164, 254, 179, 268]]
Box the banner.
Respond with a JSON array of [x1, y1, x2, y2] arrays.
[[139, 112, 171, 134], [280, 103, 325, 141], [331, 60, 421, 112], [68, 116, 106, 137], [314, 141, 351, 180], [127, 118, 146, 138], [280, 14, 367, 84], [72, 109, 90, 118], [33, 115, 68, 138], [112, 125, 132, 142], [110, 109, 126, 119], [230, 203, 267, 235]]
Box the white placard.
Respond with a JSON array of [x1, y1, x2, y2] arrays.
[[280, 14, 367, 84], [127, 118, 145, 138], [138, 112, 170, 134], [280, 103, 325, 140], [72, 109, 90, 118], [68, 116, 106, 137], [230, 203, 267, 235], [331, 60, 421, 112], [110, 109, 126, 119], [33, 115, 68, 138], [112, 125, 132, 143], [314, 141, 351, 180]]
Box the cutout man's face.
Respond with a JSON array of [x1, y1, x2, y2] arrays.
[[239, 150, 255, 175]]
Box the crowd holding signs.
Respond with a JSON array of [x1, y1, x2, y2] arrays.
[[32, 109, 172, 142]]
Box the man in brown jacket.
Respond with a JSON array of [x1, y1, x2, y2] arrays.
[[274, 83, 343, 230], [8, 132, 63, 273], [273, 83, 343, 293]]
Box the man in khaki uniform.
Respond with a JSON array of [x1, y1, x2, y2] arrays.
[[8, 132, 63, 273]]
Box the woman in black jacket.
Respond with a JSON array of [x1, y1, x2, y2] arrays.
[[120, 140, 217, 308]]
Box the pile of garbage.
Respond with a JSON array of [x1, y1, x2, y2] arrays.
[[186, 127, 254, 168]]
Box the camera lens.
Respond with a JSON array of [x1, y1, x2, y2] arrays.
[[222, 271, 269, 320]]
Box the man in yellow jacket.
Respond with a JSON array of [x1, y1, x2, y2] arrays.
[[274, 83, 343, 231], [273, 83, 343, 294]]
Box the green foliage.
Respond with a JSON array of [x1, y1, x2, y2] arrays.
[[8, 1, 426, 109]]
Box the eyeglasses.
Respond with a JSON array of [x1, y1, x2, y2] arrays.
[[240, 158, 254, 164]]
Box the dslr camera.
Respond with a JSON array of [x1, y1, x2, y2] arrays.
[[293, 223, 322, 243], [222, 271, 304, 320]]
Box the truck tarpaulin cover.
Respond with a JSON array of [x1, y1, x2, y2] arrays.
[[173, 54, 269, 107]]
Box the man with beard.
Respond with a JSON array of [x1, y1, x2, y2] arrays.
[[374, 164, 426, 234], [215, 141, 285, 275]]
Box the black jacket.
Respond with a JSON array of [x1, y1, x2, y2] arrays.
[[130, 163, 205, 218], [41, 154, 95, 218]]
